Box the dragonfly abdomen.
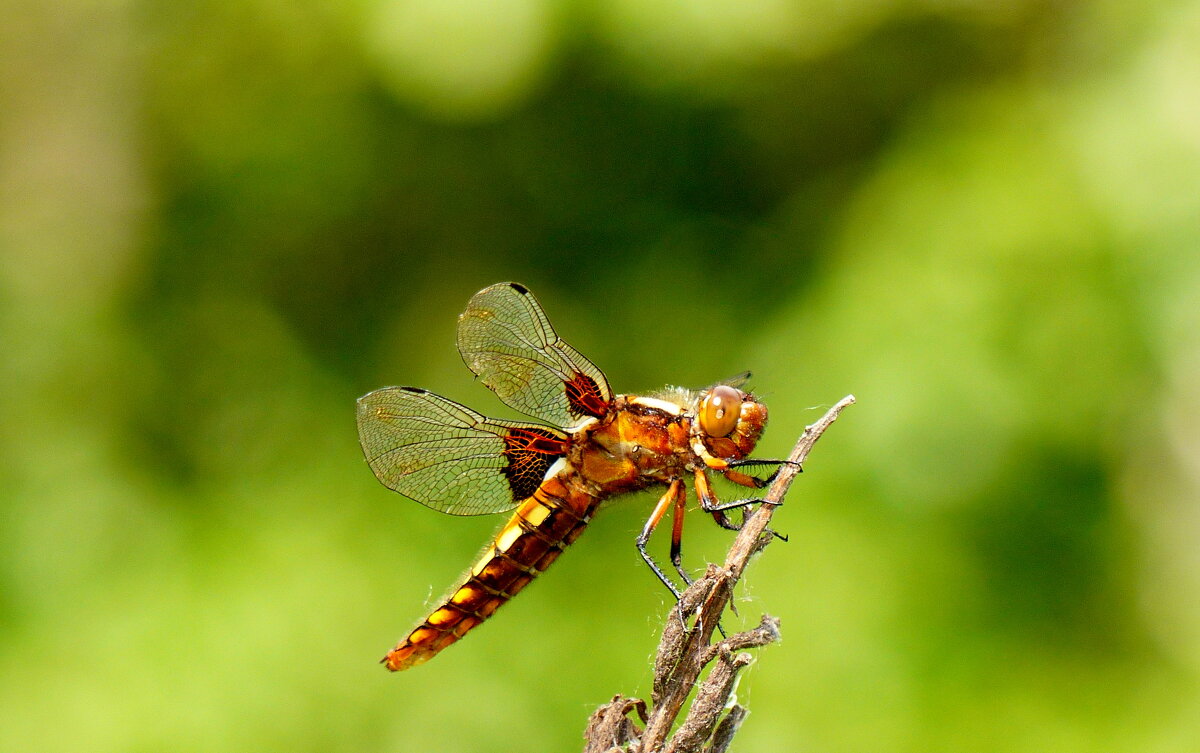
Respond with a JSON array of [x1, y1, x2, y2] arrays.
[[382, 475, 597, 671]]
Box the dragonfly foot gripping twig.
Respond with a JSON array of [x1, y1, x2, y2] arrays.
[[581, 394, 856, 753]]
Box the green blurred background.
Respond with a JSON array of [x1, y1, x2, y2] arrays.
[[3, 0, 1199, 750]]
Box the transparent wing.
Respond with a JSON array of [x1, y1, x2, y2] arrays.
[[456, 282, 612, 427], [356, 386, 568, 516], [716, 371, 752, 389]]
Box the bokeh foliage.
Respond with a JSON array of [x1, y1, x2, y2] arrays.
[[2, 0, 1198, 751]]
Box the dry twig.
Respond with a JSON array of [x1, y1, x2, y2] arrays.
[[582, 394, 856, 753]]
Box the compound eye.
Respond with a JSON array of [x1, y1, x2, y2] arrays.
[[699, 385, 743, 438]]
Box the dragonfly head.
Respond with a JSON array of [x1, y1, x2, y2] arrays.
[[695, 385, 767, 460]]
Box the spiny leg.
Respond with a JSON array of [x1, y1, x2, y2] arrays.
[[668, 477, 691, 588], [695, 466, 768, 516], [724, 458, 802, 489], [697, 468, 789, 541], [653, 479, 716, 634], [693, 469, 735, 531], [637, 479, 687, 601], [720, 455, 796, 537]]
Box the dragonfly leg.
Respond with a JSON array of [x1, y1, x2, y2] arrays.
[[668, 477, 692, 588], [709, 506, 747, 532], [725, 458, 801, 487], [637, 479, 686, 601], [696, 468, 788, 541], [695, 468, 770, 514], [696, 468, 733, 527]]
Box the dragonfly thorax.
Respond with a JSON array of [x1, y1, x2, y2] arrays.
[[567, 394, 695, 494]]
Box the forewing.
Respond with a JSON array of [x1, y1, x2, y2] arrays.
[[456, 282, 612, 426], [357, 386, 568, 516]]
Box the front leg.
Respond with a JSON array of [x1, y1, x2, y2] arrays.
[[694, 466, 770, 514], [724, 458, 802, 489], [695, 468, 743, 531], [695, 468, 789, 542]]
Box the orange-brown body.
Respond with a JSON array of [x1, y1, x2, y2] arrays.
[[384, 396, 723, 671]]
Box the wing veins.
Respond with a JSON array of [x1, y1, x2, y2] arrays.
[[456, 283, 611, 426], [476, 348, 572, 381], [369, 446, 505, 468], [486, 313, 554, 351]]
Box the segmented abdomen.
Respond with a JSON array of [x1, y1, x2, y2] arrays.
[[383, 475, 596, 671]]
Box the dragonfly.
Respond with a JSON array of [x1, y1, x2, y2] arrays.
[[357, 282, 784, 671]]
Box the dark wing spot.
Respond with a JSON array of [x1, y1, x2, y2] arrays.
[[502, 427, 568, 500], [565, 372, 609, 419]]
